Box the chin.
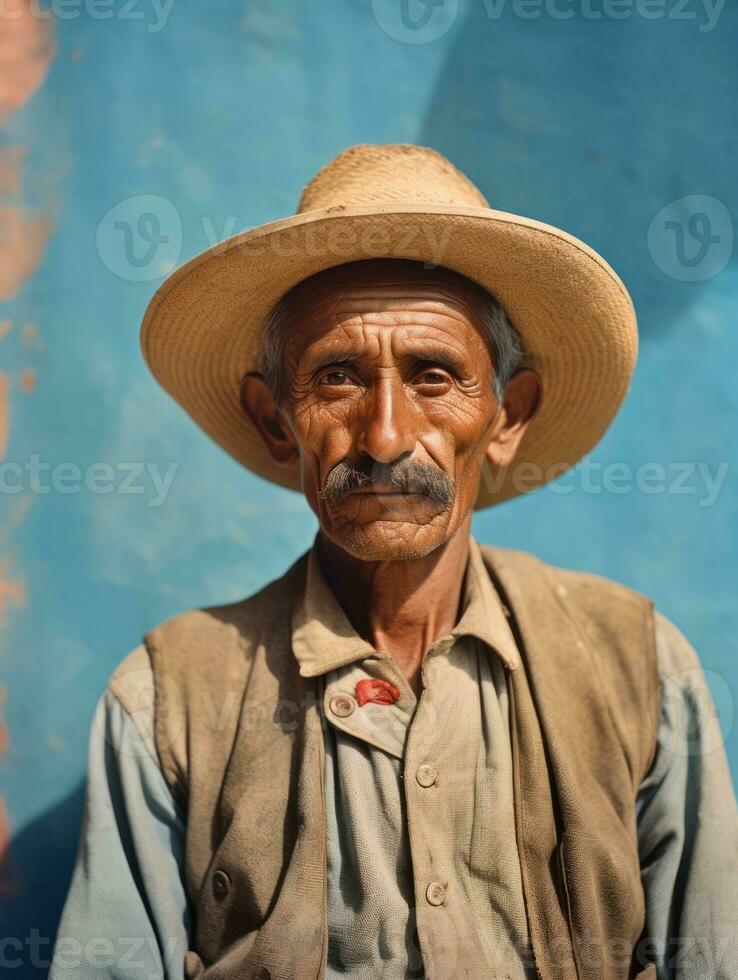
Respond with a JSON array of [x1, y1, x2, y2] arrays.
[[325, 516, 453, 562]]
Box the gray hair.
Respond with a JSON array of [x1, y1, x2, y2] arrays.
[[260, 261, 525, 405]]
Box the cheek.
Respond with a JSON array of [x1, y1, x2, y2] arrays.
[[289, 398, 357, 471], [419, 395, 497, 467]]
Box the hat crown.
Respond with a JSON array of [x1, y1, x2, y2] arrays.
[[297, 143, 490, 214]]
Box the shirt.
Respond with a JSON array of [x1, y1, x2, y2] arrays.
[[295, 535, 534, 978], [49, 537, 738, 979]]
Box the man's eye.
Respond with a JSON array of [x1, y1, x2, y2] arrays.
[[319, 371, 350, 386], [416, 370, 449, 385]]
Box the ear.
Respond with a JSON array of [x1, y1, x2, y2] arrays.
[[240, 372, 299, 466], [485, 369, 541, 470]]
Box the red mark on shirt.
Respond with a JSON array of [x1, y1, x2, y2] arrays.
[[355, 678, 401, 707]]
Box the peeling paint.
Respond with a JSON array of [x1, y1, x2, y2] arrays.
[[0, 0, 56, 123], [0, 3, 56, 897], [0, 7, 57, 298], [0, 496, 31, 543], [0, 204, 53, 301], [0, 563, 25, 627], [19, 368, 36, 392]]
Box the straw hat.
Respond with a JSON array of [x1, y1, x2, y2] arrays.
[[140, 143, 637, 508]]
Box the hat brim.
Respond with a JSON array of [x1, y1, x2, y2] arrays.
[[140, 203, 637, 509]]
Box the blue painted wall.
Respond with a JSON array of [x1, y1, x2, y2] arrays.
[[1, 0, 736, 971]]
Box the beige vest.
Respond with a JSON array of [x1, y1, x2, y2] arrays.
[[142, 545, 661, 980]]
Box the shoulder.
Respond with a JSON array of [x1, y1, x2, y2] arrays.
[[109, 642, 153, 708], [650, 610, 722, 739], [639, 613, 737, 821], [92, 643, 159, 766], [652, 609, 703, 677], [479, 542, 654, 617]]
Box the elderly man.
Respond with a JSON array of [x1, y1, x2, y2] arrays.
[[51, 145, 738, 980]]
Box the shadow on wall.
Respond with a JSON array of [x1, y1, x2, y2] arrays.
[[419, 2, 737, 337], [1, 784, 84, 978]]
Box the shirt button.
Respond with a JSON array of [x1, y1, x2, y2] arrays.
[[329, 694, 355, 718], [212, 869, 231, 899], [426, 881, 446, 906], [415, 763, 437, 787]]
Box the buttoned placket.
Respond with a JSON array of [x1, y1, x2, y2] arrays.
[[320, 633, 514, 979], [403, 635, 460, 979], [296, 535, 533, 979]]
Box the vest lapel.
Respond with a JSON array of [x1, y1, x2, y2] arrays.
[[481, 545, 645, 980], [197, 559, 328, 980]]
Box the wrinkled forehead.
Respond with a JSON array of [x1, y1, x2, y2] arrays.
[[280, 260, 493, 339]]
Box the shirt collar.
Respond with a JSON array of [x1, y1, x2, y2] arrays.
[[450, 535, 520, 671], [291, 533, 520, 678]]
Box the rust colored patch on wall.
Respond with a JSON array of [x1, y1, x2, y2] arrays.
[[0, 204, 52, 300], [0, 0, 57, 903], [0, 19, 57, 298], [19, 368, 36, 391], [0, 564, 26, 627], [0, 0, 56, 123], [0, 148, 52, 302]]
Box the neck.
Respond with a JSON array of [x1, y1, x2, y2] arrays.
[[316, 518, 472, 695]]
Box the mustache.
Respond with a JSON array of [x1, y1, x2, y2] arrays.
[[319, 456, 455, 507]]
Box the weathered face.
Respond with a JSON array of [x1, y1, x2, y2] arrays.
[[242, 262, 539, 561]]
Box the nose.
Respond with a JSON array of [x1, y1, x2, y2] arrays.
[[356, 377, 416, 464]]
